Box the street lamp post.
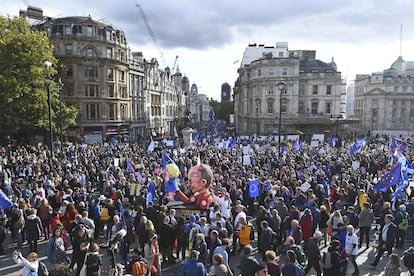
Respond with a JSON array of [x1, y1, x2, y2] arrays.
[[277, 81, 285, 157], [44, 61, 53, 158], [57, 78, 64, 150], [256, 101, 261, 135]]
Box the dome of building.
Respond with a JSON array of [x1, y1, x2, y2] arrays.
[[329, 57, 337, 71], [390, 56, 405, 72]]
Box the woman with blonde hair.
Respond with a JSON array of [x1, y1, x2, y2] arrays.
[[14, 251, 39, 276]]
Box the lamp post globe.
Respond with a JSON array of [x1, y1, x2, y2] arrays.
[[45, 61, 53, 157]]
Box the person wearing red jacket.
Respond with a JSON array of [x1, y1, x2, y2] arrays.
[[175, 164, 214, 210], [300, 208, 314, 243]]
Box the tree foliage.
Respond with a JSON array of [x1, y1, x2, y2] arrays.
[[210, 100, 234, 122], [0, 16, 77, 143]]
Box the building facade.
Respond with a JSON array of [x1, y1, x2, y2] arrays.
[[34, 16, 133, 142], [31, 14, 190, 142], [354, 56, 414, 137], [234, 43, 345, 137]]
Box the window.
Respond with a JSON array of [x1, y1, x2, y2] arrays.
[[85, 48, 95, 57], [258, 69, 261, 77], [326, 85, 332, 95], [108, 84, 114, 97], [86, 26, 94, 37], [84, 84, 98, 97], [119, 86, 126, 98], [72, 25, 82, 33], [106, 30, 112, 41], [312, 85, 318, 94], [267, 99, 274, 113], [65, 44, 73, 55], [64, 26, 72, 35], [281, 100, 288, 113], [121, 104, 127, 119], [109, 103, 115, 120], [65, 84, 74, 97], [325, 102, 331, 114], [268, 86, 274, 95], [278, 52, 283, 57], [85, 66, 97, 79], [86, 103, 100, 120], [311, 102, 318, 114], [106, 47, 113, 59], [282, 68, 288, 76], [66, 65, 73, 78], [107, 68, 114, 80], [120, 71, 125, 82]]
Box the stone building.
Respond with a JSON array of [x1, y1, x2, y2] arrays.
[[33, 16, 135, 142], [354, 56, 414, 137], [234, 43, 345, 137], [31, 13, 188, 142]]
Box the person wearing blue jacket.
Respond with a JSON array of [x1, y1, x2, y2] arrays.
[[181, 250, 206, 276]]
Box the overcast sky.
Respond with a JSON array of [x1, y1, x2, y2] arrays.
[[3, 0, 414, 100]]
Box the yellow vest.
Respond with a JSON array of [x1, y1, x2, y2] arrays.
[[239, 224, 251, 246]]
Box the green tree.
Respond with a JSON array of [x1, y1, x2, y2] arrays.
[[210, 100, 233, 122], [0, 16, 77, 143]]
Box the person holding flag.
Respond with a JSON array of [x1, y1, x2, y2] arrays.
[[175, 164, 214, 210]]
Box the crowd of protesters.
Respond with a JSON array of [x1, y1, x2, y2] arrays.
[[0, 129, 413, 276]]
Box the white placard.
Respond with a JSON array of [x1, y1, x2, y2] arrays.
[[300, 182, 312, 192], [243, 155, 251, 166]]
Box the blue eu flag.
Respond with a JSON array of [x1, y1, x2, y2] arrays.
[[373, 164, 402, 191], [249, 179, 260, 198]]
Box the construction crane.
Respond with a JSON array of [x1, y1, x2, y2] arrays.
[[136, 3, 167, 69], [172, 55, 179, 74]]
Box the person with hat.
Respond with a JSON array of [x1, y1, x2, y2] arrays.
[[370, 214, 398, 268], [181, 250, 206, 276]]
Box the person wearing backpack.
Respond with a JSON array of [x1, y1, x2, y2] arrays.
[[394, 205, 409, 248], [84, 243, 101, 276], [321, 240, 341, 276]]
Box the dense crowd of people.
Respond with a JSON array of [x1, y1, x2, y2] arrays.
[[0, 131, 413, 276]]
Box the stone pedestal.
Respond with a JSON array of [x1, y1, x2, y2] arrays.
[[182, 128, 193, 148]]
